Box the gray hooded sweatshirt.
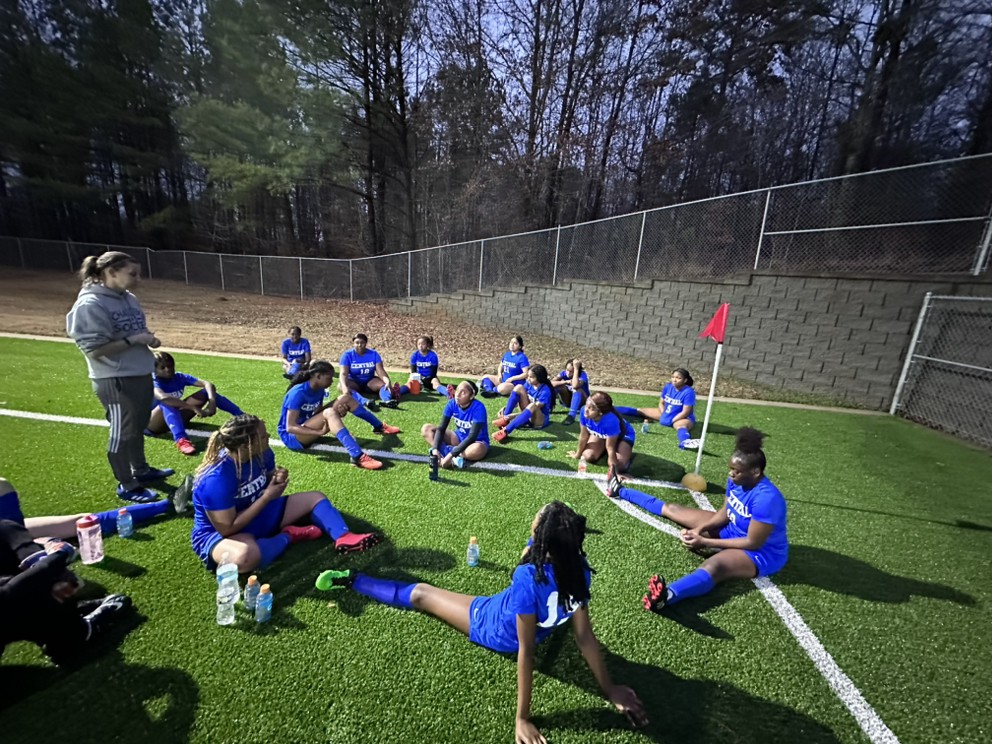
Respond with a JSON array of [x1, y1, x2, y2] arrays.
[[66, 283, 155, 379]]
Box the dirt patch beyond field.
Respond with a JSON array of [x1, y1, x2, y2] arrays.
[[0, 268, 766, 398]]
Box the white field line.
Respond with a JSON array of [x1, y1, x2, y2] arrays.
[[595, 478, 899, 744]]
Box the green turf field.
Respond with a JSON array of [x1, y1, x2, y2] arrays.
[[0, 336, 989, 743]]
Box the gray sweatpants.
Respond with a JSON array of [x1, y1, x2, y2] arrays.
[[92, 375, 154, 490]]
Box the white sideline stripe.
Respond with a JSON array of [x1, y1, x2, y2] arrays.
[[0, 407, 684, 491], [603, 479, 900, 744]]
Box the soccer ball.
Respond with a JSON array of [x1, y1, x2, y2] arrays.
[[681, 472, 707, 492]]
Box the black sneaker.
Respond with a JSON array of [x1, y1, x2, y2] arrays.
[[381, 399, 399, 409], [116, 484, 160, 503], [84, 594, 133, 637], [135, 467, 175, 483], [563, 415, 575, 426], [365, 400, 380, 412], [606, 466, 623, 499]]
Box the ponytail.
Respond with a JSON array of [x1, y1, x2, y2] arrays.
[[78, 251, 137, 286], [289, 359, 334, 390]]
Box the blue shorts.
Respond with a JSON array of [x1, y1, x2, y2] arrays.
[[198, 498, 287, 571], [0, 490, 25, 526], [279, 431, 315, 451], [660, 414, 695, 428], [719, 525, 787, 576]]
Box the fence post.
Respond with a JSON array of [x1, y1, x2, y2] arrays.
[[183, 252, 188, 284], [753, 190, 772, 271], [66, 240, 73, 272], [408, 251, 412, 298], [972, 198, 992, 276], [259, 256, 265, 296], [478, 240, 485, 291], [145, 248, 152, 279], [17, 238, 24, 269], [633, 213, 646, 281], [552, 227, 561, 286], [218, 254, 225, 290], [299, 258, 304, 299], [890, 291, 932, 415], [349, 260, 354, 301]]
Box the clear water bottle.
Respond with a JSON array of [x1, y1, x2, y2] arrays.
[[453, 456, 465, 469], [216, 551, 239, 590], [255, 584, 273, 622], [577, 457, 588, 475], [537, 441, 553, 450], [216, 581, 238, 626], [466, 536, 480, 567], [116, 508, 134, 538], [75, 514, 104, 564], [641, 422, 650, 434], [244, 575, 260, 612]]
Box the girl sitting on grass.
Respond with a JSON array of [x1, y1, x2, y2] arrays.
[[552, 358, 590, 425], [479, 335, 529, 398], [616, 367, 699, 450], [280, 326, 312, 379], [421, 380, 489, 469], [316, 501, 647, 744], [492, 364, 554, 444], [568, 392, 636, 474]]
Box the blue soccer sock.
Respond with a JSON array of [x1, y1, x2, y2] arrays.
[[311, 498, 349, 540], [618, 487, 665, 517], [334, 428, 364, 458], [95, 499, 172, 534], [350, 390, 370, 406], [615, 405, 639, 417], [505, 408, 532, 434], [667, 568, 715, 606], [503, 391, 520, 416], [568, 393, 583, 418], [677, 428, 691, 448], [215, 394, 243, 416], [480, 378, 496, 393], [160, 405, 188, 441], [352, 405, 383, 430], [257, 533, 292, 568], [353, 573, 415, 609], [379, 386, 392, 402], [399, 385, 410, 396]]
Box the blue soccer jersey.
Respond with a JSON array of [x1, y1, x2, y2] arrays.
[[580, 410, 636, 445], [281, 337, 311, 363], [468, 562, 591, 653], [720, 476, 788, 568], [153, 371, 198, 400], [499, 351, 530, 382], [411, 349, 439, 378], [278, 382, 327, 436], [340, 348, 381, 384], [524, 382, 554, 420], [190, 448, 277, 558], [443, 397, 489, 445], [660, 382, 696, 426], [557, 369, 590, 396]]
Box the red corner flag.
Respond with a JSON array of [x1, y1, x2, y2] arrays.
[[699, 303, 730, 343]]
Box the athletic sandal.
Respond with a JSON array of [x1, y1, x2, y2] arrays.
[[172, 474, 194, 515], [315, 569, 354, 591], [351, 453, 383, 470], [493, 428, 508, 443], [135, 467, 175, 483], [493, 415, 510, 429], [116, 484, 160, 503], [334, 531, 381, 554], [372, 424, 401, 435], [176, 437, 197, 455], [446, 384, 456, 399], [606, 467, 623, 499], [282, 525, 323, 544], [642, 574, 668, 613]]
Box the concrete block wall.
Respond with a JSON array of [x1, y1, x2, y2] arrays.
[[389, 273, 992, 410]]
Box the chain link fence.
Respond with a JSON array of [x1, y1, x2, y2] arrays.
[[2, 153, 990, 299], [890, 294, 992, 448]]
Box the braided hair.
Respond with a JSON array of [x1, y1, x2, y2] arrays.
[[733, 427, 766, 472], [196, 414, 265, 478], [587, 391, 629, 437], [288, 359, 334, 390], [521, 501, 592, 607]]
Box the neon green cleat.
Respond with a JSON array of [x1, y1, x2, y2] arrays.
[[315, 569, 353, 591]]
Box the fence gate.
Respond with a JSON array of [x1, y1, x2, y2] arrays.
[[890, 293, 992, 448]]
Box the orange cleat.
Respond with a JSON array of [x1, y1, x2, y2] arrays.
[[176, 437, 197, 455], [493, 415, 510, 429], [493, 428, 508, 443], [351, 453, 383, 470], [374, 423, 401, 435]]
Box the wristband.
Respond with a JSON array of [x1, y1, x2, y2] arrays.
[[123, 336, 132, 346]]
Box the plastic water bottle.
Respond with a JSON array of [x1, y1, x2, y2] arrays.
[[641, 422, 650, 435], [75, 514, 104, 564], [116, 508, 134, 538], [466, 536, 480, 567], [453, 456, 465, 469], [537, 441, 553, 450], [255, 584, 273, 623], [216, 581, 238, 626], [577, 457, 588, 475], [244, 575, 261, 612], [216, 551, 238, 589]]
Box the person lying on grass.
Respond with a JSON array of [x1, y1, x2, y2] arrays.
[[316, 501, 648, 744], [606, 427, 788, 611]]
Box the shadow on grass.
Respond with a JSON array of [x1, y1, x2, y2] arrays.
[[790, 496, 992, 533], [532, 636, 839, 742], [780, 544, 976, 606]]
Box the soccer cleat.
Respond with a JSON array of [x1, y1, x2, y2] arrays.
[[351, 453, 383, 470], [315, 569, 354, 591], [372, 423, 402, 435], [135, 467, 175, 483], [563, 415, 575, 426], [642, 575, 669, 614], [116, 484, 160, 504], [446, 384, 456, 399], [391, 382, 402, 400], [84, 593, 133, 637], [365, 399, 380, 412], [606, 466, 623, 499], [381, 399, 399, 409], [493, 415, 510, 429], [480, 389, 497, 399], [176, 437, 197, 455], [172, 474, 194, 515], [493, 428, 508, 443], [334, 531, 382, 554], [282, 525, 323, 544], [681, 438, 701, 450]]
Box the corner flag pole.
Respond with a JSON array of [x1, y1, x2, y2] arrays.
[[694, 303, 730, 475]]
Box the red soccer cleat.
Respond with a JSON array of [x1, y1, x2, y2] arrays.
[[374, 423, 401, 435], [642, 574, 668, 613], [351, 453, 383, 470], [334, 531, 382, 554], [493, 415, 510, 429], [446, 384, 456, 399], [493, 428, 508, 443], [176, 438, 197, 455], [282, 525, 323, 544]]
